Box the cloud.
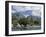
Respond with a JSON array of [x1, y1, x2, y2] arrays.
[[32, 10, 41, 17], [12, 5, 41, 17], [12, 5, 32, 12], [31, 6, 41, 17]]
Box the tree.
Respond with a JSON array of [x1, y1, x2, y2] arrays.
[[12, 20, 18, 27], [34, 20, 39, 25], [18, 18, 28, 27]]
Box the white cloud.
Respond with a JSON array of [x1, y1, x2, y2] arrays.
[[12, 10, 16, 13], [12, 6, 32, 12], [31, 6, 41, 10], [31, 6, 41, 17], [32, 10, 41, 17], [12, 5, 41, 17], [24, 6, 32, 10]]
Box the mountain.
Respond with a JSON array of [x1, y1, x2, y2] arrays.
[[12, 10, 32, 18], [12, 10, 41, 20], [27, 15, 41, 21], [12, 12, 25, 19], [23, 10, 32, 15]]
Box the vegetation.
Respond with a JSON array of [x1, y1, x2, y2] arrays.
[[12, 14, 41, 27]]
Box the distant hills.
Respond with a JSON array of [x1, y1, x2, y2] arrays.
[[12, 10, 41, 19], [12, 10, 41, 21], [12, 10, 41, 27], [12, 10, 32, 17]]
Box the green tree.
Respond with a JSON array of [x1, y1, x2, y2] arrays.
[[18, 18, 28, 27], [12, 20, 18, 27], [34, 20, 39, 25]]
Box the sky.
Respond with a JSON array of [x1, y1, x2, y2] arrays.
[[12, 5, 41, 17]]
